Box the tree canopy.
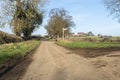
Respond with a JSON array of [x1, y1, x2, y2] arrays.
[[45, 8, 75, 38], [0, 0, 46, 39], [104, 0, 120, 22]]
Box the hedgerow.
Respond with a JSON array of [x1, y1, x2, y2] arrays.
[[0, 30, 23, 44]]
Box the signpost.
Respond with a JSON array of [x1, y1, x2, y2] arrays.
[[62, 28, 67, 41]]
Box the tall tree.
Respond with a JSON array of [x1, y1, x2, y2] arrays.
[[45, 8, 75, 38], [0, 16, 5, 28], [0, 0, 46, 39], [104, 0, 120, 22]]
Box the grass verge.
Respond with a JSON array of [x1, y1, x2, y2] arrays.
[[57, 41, 120, 49], [57, 41, 120, 58], [0, 40, 40, 65]]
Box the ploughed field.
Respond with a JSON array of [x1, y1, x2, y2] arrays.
[[57, 41, 120, 80]]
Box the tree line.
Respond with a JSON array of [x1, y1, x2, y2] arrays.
[[0, 0, 75, 40], [0, 0, 119, 40]]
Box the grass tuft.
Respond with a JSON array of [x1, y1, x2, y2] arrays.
[[0, 40, 40, 64]]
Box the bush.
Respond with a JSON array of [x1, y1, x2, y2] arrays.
[[0, 37, 4, 44], [0, 30, 23, 44]]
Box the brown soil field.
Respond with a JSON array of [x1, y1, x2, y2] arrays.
[[71, 47, 120, 58], [70, 48, 120, 80]]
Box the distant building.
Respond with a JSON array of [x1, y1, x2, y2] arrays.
[[70, 32, 95, 37], [77, 32, 87, 37], [70, 33, 75, 37]]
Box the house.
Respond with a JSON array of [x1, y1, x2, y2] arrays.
[[77, 32, 87, 37]]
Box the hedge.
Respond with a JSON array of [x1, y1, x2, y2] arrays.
[[0, 30, 23, 44]]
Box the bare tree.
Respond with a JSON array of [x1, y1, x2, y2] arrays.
[[104, 0, 120, 22], [45, 8, 75, 38]]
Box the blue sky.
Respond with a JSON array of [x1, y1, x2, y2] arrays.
[[0, 0, 120, 36]]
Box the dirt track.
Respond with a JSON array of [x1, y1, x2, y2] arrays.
[[0, 41, 119, 80]]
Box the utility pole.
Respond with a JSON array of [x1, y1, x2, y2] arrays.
[[62, 28, 67, 41]]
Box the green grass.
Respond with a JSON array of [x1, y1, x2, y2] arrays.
[[68, 36, 120, 42], [0, 40, 40, 64], [57, 41, 120, 49]]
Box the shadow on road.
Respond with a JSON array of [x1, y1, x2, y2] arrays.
[[0, 53, 34, 80]]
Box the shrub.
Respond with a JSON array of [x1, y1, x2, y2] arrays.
[[0, 30, 23, 44], [0, 37, 4, 44]]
